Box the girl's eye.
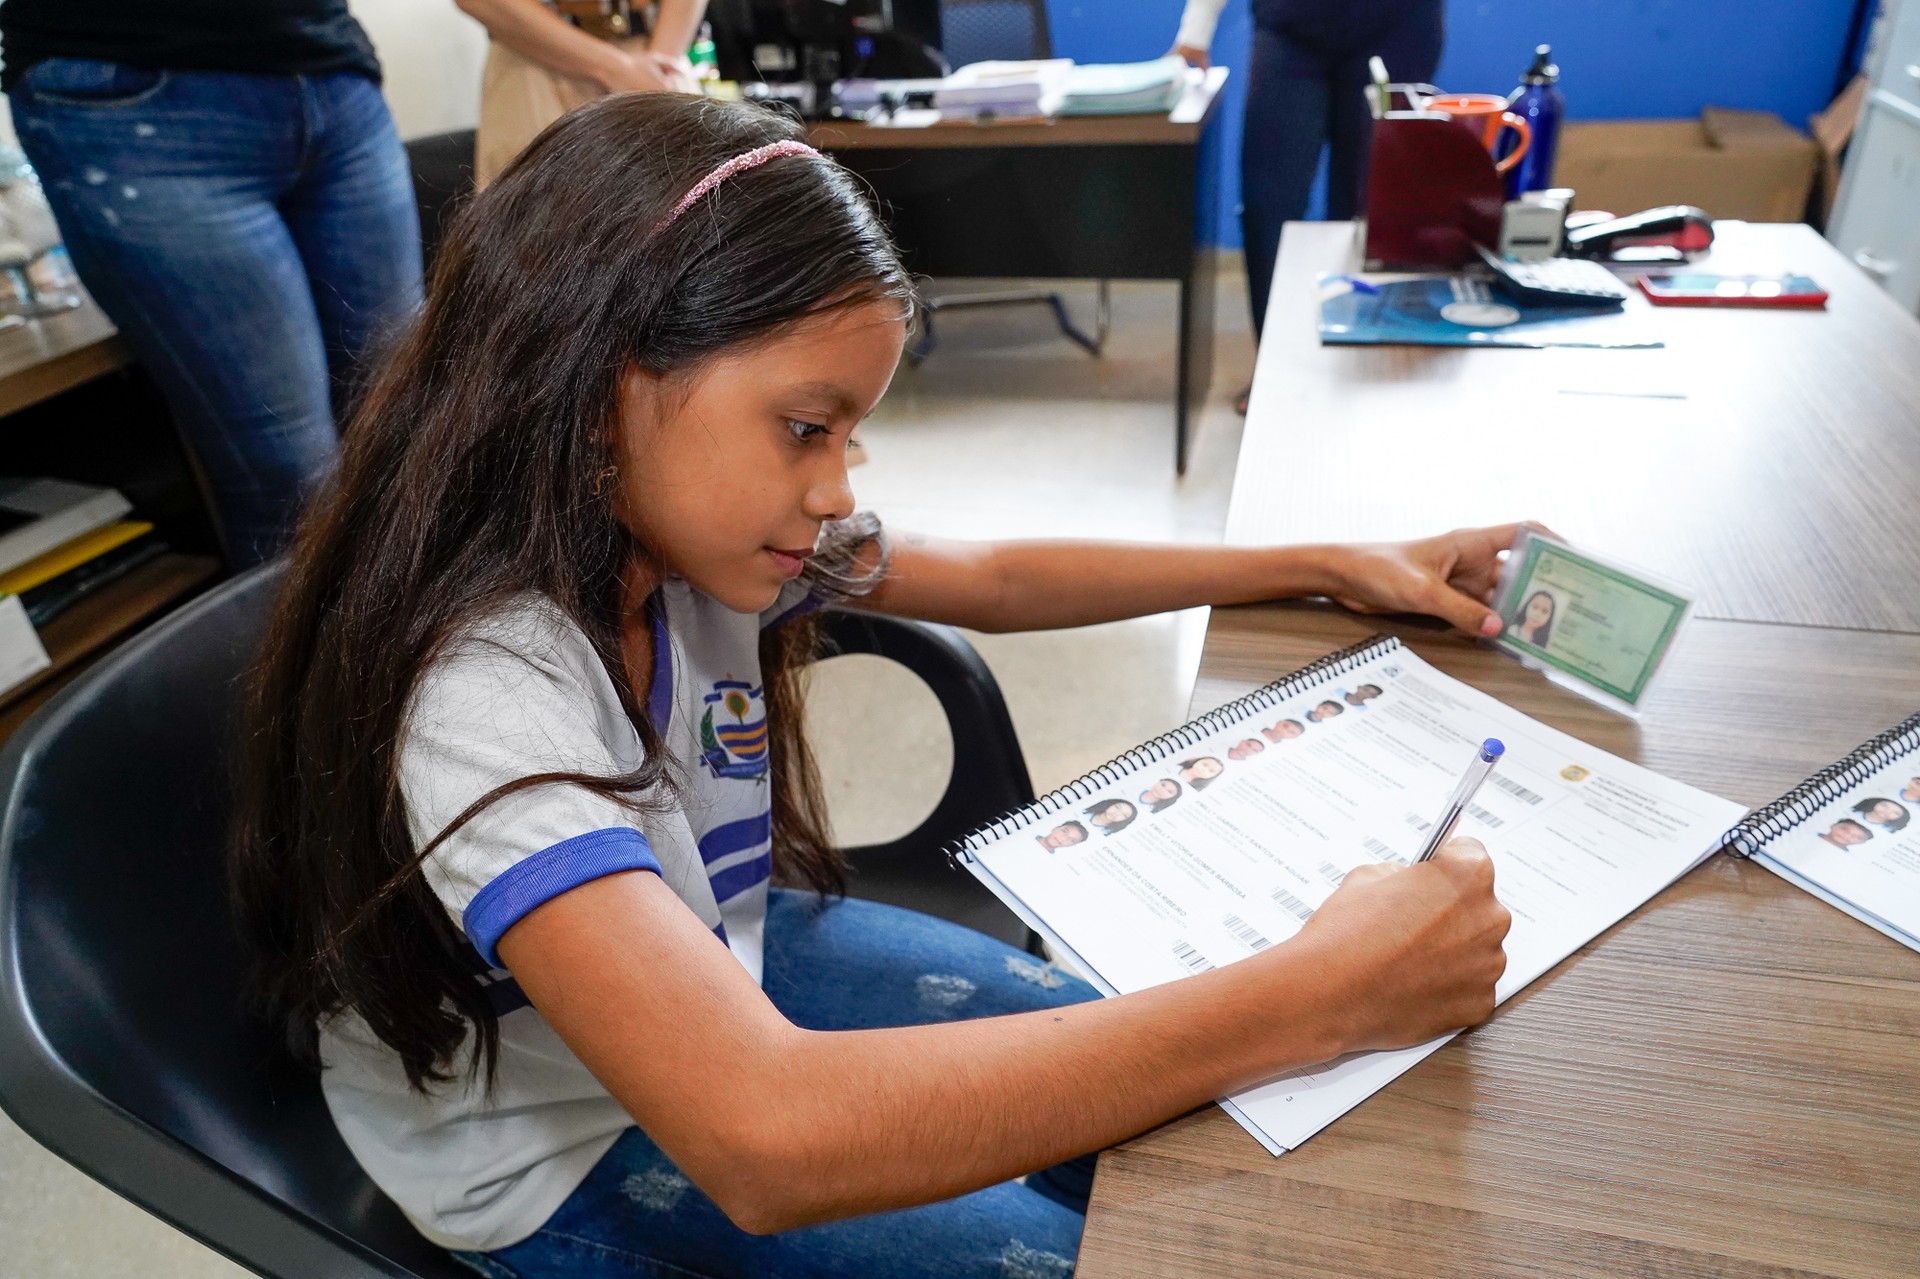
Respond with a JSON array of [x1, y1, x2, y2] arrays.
[[786, 419, 829, 442]]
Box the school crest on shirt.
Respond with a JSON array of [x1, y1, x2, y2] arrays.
[[700, 678, 769, 781]]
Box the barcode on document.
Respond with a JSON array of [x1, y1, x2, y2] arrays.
[[1318, 861, 1348, 885], [1404, 812, 1433, 833], [1467, 803, 1504, 828], [1171, 940, 1215, 974], [1270, 887, 1314, 921], [1222, 913, 1272, 951], [1491, 774, 1543, 805], [1361, 836, 1405, 863]]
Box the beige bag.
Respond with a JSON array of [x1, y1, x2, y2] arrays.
[[475, 37, 645, 188]]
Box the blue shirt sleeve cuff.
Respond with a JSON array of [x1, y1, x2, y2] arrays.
[[462, 827, 662, 968]]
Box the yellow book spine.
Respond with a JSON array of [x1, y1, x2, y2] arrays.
[[0, 520, 155, 596]]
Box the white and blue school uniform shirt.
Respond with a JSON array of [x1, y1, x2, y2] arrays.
[[316, 517, 885, 1252]]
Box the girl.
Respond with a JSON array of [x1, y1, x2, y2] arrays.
[[1515, 589, 1557, 647], [1138, 778, 1183, 814], [1084, 798, 1140, 835], [231, 94, 1514, 1278]]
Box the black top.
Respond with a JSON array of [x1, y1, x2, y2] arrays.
[[0, 0, 380, 92]]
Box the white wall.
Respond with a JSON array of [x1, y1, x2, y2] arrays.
[[348, 0, 490, 139]]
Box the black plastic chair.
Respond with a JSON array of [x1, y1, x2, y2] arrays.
[[0, 567, 1037, 1277], [404, 129, 478, 270]]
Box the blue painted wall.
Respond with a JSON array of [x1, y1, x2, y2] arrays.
[[1047, 0, 1863, 247]]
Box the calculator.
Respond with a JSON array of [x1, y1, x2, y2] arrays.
[[1473, 244, 1632, 307]]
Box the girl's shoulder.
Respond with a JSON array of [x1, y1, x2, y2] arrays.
[[416, 593, 613, 719]]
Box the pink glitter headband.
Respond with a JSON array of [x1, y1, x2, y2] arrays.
[[658, 140, 823, 232]]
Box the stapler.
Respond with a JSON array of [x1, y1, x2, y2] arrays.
[[1564, 205, 1714, 263]]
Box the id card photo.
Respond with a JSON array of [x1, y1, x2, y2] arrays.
[[1491, 530, 1694, 714]]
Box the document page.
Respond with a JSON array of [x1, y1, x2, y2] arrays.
[[967, 644, 1747, 1152], [1754, 750, 1920, 949]]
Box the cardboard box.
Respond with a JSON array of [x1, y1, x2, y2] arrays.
[[1554, 109, 1819, 221]]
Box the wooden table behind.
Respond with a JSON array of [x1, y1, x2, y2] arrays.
[[1237, 222, 1920, 633], [1080, 609, 1920, 1278]]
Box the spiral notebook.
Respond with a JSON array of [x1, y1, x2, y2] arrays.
[[953, 634, 1747, 1155], [1722, 712, 1920, 952]]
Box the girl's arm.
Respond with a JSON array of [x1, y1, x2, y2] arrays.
[[500, 841, 1508, 1234], [854, 524, 1529, 638]]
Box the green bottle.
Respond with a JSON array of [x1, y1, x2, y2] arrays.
[[689, 23, 719, 85]]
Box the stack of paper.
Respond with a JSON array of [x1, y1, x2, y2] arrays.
[[1058, 56, 1190, 116], [933, 59, 1072, 118]]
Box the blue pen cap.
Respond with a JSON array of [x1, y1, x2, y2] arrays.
[[1479, 738, 1505, 762]]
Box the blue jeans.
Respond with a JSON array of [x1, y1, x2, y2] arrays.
[[9, 60, 422, 566], [454, 890, 1101, 1279], [1241, 0, 1443, 334]]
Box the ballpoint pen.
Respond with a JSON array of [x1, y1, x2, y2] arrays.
[[1413, 738, 1504, 863]]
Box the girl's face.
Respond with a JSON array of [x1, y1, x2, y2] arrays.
[[1094, 801, 1135, 828], [1866, 800, 1905, 825], [615, 300, 906, 613], [1183, 758, 1223, 781], [1228, 739, 1264, 760], [1141, 778, 1179, 803], [1524, 593, 1554, 629]]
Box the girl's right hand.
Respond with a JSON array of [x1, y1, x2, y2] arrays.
[[1288, 837, 1512, 1052], [1172, 43, 1209, 68]]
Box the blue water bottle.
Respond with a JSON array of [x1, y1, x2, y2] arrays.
[[1503, 45, 1564, 198]]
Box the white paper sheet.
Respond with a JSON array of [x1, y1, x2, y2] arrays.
[[963, 642, 1747, 1152]]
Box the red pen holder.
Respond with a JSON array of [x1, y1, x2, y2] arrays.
[[1362, 93, 1507, 270]]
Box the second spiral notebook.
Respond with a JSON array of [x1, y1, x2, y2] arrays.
[[955, 634, 1747, 1154]]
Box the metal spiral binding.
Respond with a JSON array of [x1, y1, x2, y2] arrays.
[[1721, 710, 1920, 857], [948, 634, 1402, 863]]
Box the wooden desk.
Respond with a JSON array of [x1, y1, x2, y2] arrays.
[[1077, 222, 1920, 1277], [1237, 222, 1920, 632], [0, 297, 132, 419], [809, 69, 1229, 474]]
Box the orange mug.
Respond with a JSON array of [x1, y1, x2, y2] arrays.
[[1424, 92, 1532, 174]]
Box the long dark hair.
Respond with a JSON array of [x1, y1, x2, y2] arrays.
[[229, 95, 913, 1093]]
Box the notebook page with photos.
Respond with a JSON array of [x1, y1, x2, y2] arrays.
[[1726, 712, 1920, 951], [959, 637, 1747, 1153]]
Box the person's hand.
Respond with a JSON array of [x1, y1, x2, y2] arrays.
[[643, 49, 701, 94], [1291, 837, 1511, 1051], [596, 48, 674, 93], [1324, 522, 1549, 638], [598, 49, 699, 95], [1171, 43, 1209, 68]]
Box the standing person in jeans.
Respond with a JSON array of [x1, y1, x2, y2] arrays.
[[1, 0, 422, 567], [1173, 0, 1443, 406]]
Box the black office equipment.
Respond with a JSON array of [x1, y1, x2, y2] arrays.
[[0, 568, 1034, 1277]]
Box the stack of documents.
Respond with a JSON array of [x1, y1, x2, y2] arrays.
[[933, 59, 1071, 118], [1058, 56, 1190, 116]]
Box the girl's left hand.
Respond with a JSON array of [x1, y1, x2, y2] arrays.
[[1324, 523, 1539, 638]]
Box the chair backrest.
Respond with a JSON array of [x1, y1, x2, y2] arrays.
[[938, 0, 1053, 65], [0, 567, 466, 1279], [404, 129, 477, 271]]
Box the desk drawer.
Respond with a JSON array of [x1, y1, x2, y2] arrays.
[[1829, 104, 1920, 312]]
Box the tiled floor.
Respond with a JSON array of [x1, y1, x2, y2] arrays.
[[0, 263, 1256, 1274]]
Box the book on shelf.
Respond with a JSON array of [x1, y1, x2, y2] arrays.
[[0, 477, 133, 576]]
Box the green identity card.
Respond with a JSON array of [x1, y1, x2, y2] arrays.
[[1490, 530, 1693, 714]]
